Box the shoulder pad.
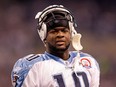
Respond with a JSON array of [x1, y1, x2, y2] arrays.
[[11, 54, 41, 87]]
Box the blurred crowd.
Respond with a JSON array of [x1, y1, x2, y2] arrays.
[[0, 0, 116, 87]]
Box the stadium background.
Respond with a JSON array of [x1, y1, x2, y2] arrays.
[[0, 0, 116, 87]]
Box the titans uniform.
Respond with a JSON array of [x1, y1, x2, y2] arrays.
[[11, 51, 100, 87]]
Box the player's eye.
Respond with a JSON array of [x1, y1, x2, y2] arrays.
[[62, 28, 69, 33], [48, 29, 57, 34]]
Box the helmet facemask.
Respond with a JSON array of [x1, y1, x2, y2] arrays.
[[43, 11, 70, 33]]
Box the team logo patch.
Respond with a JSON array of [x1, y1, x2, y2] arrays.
[[80, 58, 91, 69]]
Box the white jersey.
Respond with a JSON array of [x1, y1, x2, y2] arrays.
[[11, 51, 100, 87]]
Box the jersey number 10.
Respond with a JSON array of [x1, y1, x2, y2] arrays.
[[53, 72, 89, 87]]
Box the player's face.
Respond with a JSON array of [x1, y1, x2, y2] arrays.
[[45, 27, 71, 52]]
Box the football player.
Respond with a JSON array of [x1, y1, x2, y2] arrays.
[[11, 5, 100, 87]]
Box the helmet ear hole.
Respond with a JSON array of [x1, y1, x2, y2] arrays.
[[37, 22, 47, 41], [69, 21, 77, 37]]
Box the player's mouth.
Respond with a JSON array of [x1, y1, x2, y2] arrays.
[[55, 40, 65, 45]]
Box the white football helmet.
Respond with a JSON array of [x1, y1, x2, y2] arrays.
[[35, 5, 83, 50]]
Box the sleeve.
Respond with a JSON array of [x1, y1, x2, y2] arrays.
[[11, 58, 26, 87], [89, 58, 100, 87], [11, 54, 37, 87]]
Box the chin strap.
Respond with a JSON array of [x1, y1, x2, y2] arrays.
[[72, 33, 83, 51]]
